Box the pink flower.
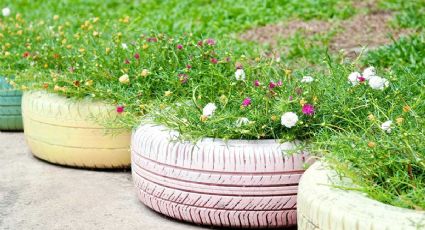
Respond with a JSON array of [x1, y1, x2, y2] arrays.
[[289, 95, 293, 101], [358, 76, 366, 82], [210, 58, 218, 64], [134, 53, 140, 59], [146, 37, 157, 42], [125, 59, 130, 64], [242, 97, 251, 107], [302, 104, 315, 116], [295, 87, 303, 95], [269, 82, 277, 89], [116, 105, 124, 114], [176, 44, 183, 50], [205, 38, 216, 46], [178, 73, 188, 84], [186, 64, 192, 69], [197, 40, 203, 47], [254, 80, 260, 86], [235, 62, 243, 69], [277, 80, 283, 86]]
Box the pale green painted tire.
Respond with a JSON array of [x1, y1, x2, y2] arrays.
[[297, 162, 425, 230], [0, 77, 23, 131]]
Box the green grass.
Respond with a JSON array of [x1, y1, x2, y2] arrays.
[[365, 33, 425, 72], [379, 0, 425, 29], [4, 0, 356, 36]]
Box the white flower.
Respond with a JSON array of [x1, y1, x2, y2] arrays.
[[2, 7, 10, 17], [348, 71, 361, 86], [281, 112, 298, 128], [202, 103, 217, 117], [301, 76, 314, 83], [121, 43, 128, 49], [381, 120, 393, 133], [119, 74, 130, 84], [235, 69, 245, 81], [362, 66, 376, 80], [369, 76, 389, 90], [235, 117, 249, 127]]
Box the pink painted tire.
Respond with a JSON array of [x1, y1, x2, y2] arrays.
[[131, 124, 309, 228]]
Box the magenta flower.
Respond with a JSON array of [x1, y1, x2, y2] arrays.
[[205, 38, 216, 46], [116, 105, 124, 114], [197, 40, 203, 47], [269, 82, 277, 89], [302, 104, 315, 116], [254, 80, 260, 87], [289, 95, 293, 101], [186, 64, 192, 69], [176, 44, 183, 50], [210, 58, 218, 64], [125, 59, 130, 64], [242, 97, 252, 107], [358, 76, 366, 82], [134, 53, 140, 59]]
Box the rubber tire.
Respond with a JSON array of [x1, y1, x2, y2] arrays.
[[0, 77, 23, 131], [22, 91, 131, 168], [132, 124, 309, 228], [297, 162, 425, 230]]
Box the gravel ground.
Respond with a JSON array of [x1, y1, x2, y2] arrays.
[[0, 132, 209, 230]]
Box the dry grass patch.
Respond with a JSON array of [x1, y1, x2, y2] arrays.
[[240, 9, 413, 57], [331, 11, 413, 55], [239, 19, 332, 47]]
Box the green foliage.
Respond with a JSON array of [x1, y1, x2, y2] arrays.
[[365, 33, 425, 72], [151, 61, 320, 141], [379, 0, 425, 29], [315, 68, 425, 209]]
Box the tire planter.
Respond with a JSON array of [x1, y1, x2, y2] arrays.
[[131, 124, 309, 228], [297, 162, 425, 230], [22, 91, 131, 168], [0, 77, 23, 131]]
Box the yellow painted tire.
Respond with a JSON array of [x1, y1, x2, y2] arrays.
[[22, 91, 131, 168]]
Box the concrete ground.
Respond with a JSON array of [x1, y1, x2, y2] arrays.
[[0, 132, 210, 230]]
